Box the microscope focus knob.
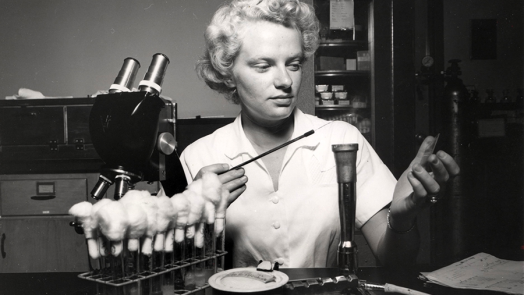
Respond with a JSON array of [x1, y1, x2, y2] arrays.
[[157, 132, 176, 155]]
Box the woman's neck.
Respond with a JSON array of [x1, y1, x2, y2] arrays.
[[241, 112, 295, 150]]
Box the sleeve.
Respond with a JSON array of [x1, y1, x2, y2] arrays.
[[180, 145, 198, 185]]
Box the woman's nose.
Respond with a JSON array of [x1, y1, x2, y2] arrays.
[[274, 67, 293, 89]]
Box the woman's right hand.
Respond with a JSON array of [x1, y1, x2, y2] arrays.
[[194, 164, 248, 206]]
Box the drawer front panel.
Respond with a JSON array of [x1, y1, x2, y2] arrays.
[[0, 106, 65, 145], [0, 179, 87, 216], [67, 105, 93, 144]]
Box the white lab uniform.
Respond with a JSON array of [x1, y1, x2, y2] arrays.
[[180, 108, 396, 268]]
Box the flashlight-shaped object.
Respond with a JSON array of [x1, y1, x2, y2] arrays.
[[332, 144, 359, 276]]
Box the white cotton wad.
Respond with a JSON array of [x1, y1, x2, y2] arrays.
[[154, 195, 176, 252], [201, 172, 222, 224], [95, 200, 129, 257], [185, 180, 207, 248], [186, 179, 206, 227], [119, 190, 151, 206], [91, 198, 112, 257], [170, 193, 189, 243], [164, 229, 175, 253], [140, 192, 159, 256], [123, 203, 147, 252], [162, 189, 179, 253], [119, 190, 149, 252], [215, 189, 230, 236], [68, 201, 99, 259]]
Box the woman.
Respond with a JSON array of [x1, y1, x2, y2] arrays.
[[180, 0, 459, 268]]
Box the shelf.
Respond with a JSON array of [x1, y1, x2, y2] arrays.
[[319, 40, 368, 48], [465, 101, 523, 111], [315, 105, 369, 111], [315, 70, 370, 77]]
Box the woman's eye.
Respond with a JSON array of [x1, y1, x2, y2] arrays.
[[288, 63, 302, 71], [254, 64, 270, 72]]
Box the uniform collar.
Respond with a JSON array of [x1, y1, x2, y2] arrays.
[[223, 108, 321, 160]]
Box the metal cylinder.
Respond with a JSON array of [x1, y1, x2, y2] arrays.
[[434, 59, 470, 266], [113, 175, 131, 200], [138, 53, 170, 95], [332, 143, 359, 275], [90, 176, 112, 200], [109, 57, 141, 93]]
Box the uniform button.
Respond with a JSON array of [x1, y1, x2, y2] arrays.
[[271, 196, 279, 204], [273, 221, 281, 229]]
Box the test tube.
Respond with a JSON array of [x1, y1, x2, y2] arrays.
[[183, 228, 196, 291], [173, 237, 186, 293], [123, 243, 141, 295], [215, 217, 226, 272], [194, 223, 206, 289], [202, 222, 216, 286], [162, 229, 176, 294], [151, 234, 166, 295]]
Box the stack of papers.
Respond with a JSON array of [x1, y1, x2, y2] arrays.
[[420, 253, 524, 294]]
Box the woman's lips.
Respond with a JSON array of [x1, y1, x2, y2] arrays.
[[271, 96, 293, 106]]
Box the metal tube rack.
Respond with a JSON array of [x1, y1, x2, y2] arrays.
[[78, 250, 227, 294]]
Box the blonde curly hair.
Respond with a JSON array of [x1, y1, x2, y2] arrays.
[[196, 0, 319, 104]]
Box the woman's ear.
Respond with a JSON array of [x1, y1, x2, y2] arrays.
[[224, 77, 236, 88]]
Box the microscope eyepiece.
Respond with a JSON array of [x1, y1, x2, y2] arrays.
[[138, 53, 170, 95], [109, 57, 141, 93]]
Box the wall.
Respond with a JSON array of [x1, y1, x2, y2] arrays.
[[443, 0, 524, 99], [0, 0, 241, 119]]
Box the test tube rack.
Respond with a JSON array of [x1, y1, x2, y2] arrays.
[[78, 250, 227, 294]]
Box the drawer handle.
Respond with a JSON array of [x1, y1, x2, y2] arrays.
[[1, 233, 6, 258], [30, 195, 56, 200]]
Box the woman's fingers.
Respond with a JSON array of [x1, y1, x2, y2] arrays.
[[409, 164, 440, 205], [228, 184, 247, 205], [195, 164, 230, 180], [436, 151, 460, 177], [410, 136, 438, 169], [218, 168, 245, 185], [196, 165, 247, 198], [428, 154, 449, 183], [412, 164, 440, 195]]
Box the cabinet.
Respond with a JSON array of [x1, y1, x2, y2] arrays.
[[313, 0, 374, 145], [0, 173, 161, 273], [0, 173, 95, 272], [0, 217, 87, 272]]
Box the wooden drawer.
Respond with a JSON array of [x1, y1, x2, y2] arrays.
[[0, 178, 87, 216], [0, 217, 87, 272]]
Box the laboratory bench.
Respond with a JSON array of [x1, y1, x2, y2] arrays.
[[0, 266, 507, 295]]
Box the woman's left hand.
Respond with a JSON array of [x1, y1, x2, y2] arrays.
[[389, 136, 460, 230]]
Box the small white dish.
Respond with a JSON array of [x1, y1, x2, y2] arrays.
[[315, 84, 329, 92], [208, 267, 289, 293], [320, 92, 333, 99]]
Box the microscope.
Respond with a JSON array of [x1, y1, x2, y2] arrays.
[[89, 54, 187, 200], [71, 54, 228, 295]]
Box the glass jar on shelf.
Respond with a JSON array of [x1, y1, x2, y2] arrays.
[[351, 93, 367, 109]]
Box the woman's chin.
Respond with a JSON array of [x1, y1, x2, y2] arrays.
[[270, 106, 294, 120]]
